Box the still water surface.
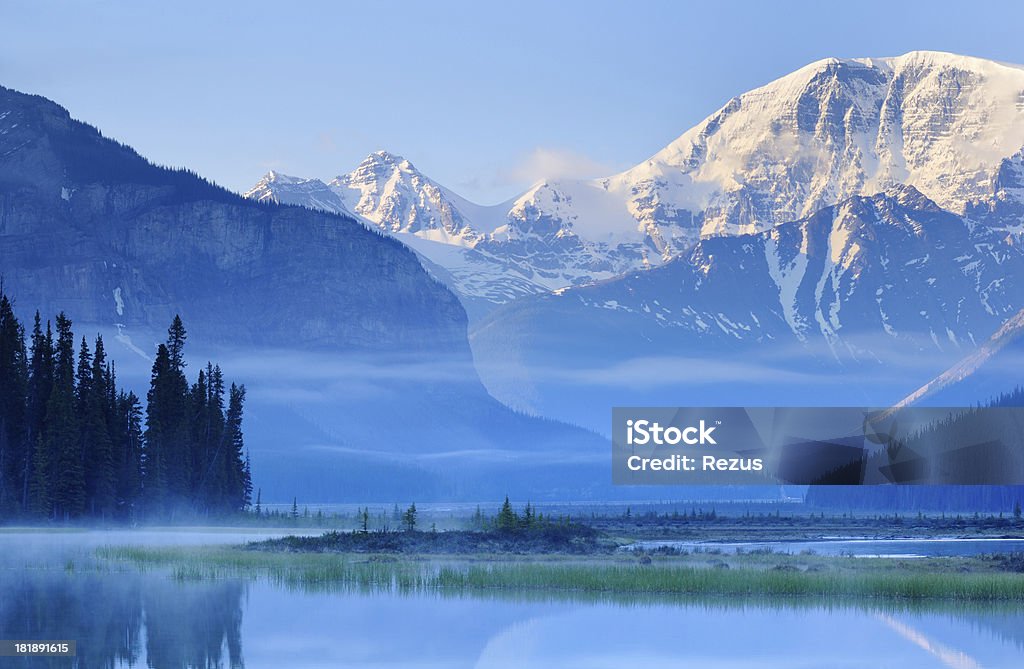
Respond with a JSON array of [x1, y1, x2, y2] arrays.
[[628, 537, 1024, 558], [1, 530, 1022, 668]]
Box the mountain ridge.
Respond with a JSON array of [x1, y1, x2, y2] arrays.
[[469, 184, 1024, 426], [0, 83, 613, 501], [247, 51, 1024, 321]]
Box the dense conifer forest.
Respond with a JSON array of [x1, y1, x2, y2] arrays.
[[0, 287, 251, 521]]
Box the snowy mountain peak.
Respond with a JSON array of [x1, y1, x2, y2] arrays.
[[349, 149, 415, 176], [619, 50, 1024, 238], [328, 151, 477, 242], [243, 170, 351, 214], [248, 170, 291, 190], [244, 52, 1024, 322], [243, 171, 282, 203]]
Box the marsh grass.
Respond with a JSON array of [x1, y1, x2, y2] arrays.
[[96, 544, 1024, 602], [98, 545, 432, 593], [434, 563, 1024, 601]]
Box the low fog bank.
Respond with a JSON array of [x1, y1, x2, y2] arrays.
[[71, 325, 1022, 509], [472, 331, 975, 432]]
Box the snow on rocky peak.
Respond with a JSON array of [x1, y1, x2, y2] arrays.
[[244, 170, 351, 216], [245, 52, 1024, 321], [326, 151, 485, 246], [612, 51, 1024, 238], [245, 152, 662, 313]]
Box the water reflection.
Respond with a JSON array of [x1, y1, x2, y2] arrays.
[[239, 587, 1024, 669], [0, 572, 245, 669], [0, 572, 142, 668], [0, 531, 1022, 668]]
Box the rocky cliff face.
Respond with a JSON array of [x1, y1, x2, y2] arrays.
[[0, 85, 467, 354]]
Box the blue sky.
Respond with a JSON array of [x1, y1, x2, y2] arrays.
[[3, 0, 1024, 203]]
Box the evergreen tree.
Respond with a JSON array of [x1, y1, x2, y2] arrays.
[[243, 451, 253, 510], [496, 496, 518, 531], [221, 384, 248, 512], [78, 336, 115, 517], [188, 368, 209, 503], [48, 314, 84, 519], [0, 298, 251, 522], [402, 503, 417, 532], [0, 289, 27, 514], [163, 320, 191, 504], [166, 316, 187, 372], [98, 348, 123, 515], [113, 390, 144, 521], [24, 314, 53, 512], [143, 344, 172, 512], [142, 317, 193, 516], [194, 364, 227, 512], [74, 338, 93, 504], [75, 336, 92, 410]]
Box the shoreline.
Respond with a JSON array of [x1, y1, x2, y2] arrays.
[[89, 522, 1024, 603]]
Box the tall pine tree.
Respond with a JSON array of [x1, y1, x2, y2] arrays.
[[78, 336, 116, 517], [113, 388, 143, 521], [0, 290, 27, 515], [25, 314, 53, 513], [48, 314, 84, 519], [143, 344, 172, 513], [194, 364, 226, 512], [223, 383, 250, 512]]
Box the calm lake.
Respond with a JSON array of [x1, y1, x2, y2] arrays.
[[1, 530, 1023, 668]]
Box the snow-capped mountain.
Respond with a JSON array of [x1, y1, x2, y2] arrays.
[[245, 151, 652, 316], [247, 52, 1024, 322], [608, 51, 1024, 238], [509, 51, 1024, 258], [247, 170, 353, 216], [330, 151, 489, 244], [469, 185, 1024, 427], [465, 48, 1024, 428], [482, 185, 1024, 351]]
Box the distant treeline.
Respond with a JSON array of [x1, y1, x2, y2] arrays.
[[0, 288, 251, 521], [986, 386, 1024, 408], [806, 389, 1024, 513], [805, 484, 1023, 514]]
